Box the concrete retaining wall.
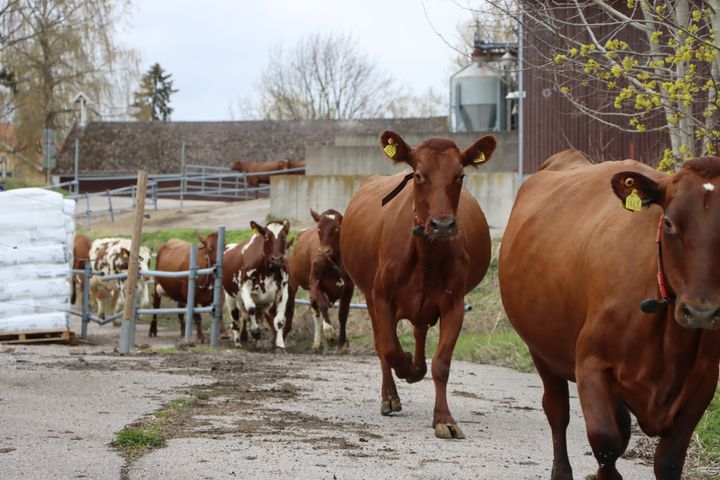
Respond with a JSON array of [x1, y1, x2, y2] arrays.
[[270, 171, 516, 230]]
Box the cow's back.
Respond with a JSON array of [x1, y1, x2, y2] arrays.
[[155, 239, 191, 302], [73, 235, 92, 270], [288, 228, 316, 291], [499, 154, 667, 379], [342, 172, 490, 295]]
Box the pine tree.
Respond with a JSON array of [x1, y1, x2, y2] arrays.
[[130, 63, 178, 121]]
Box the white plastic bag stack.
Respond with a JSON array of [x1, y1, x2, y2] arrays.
[[0, 188, 74, 332]]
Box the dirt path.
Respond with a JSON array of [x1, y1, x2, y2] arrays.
[[0, 338, 654, 480]]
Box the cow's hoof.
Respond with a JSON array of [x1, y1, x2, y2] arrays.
[[112, 319, 121, 327], [434, 423, 465, 440], [336, 343, 349, 354], [274, 347, 286, 354], [311, 344, 323, 354], [381, 397, 402, 415]]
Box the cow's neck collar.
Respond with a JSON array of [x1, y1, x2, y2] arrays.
[[640, 214, 674, 313]]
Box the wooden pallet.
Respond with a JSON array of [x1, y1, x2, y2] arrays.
[[0, 329, 75, 345]]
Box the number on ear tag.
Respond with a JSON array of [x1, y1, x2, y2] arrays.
[[474, 152, 486, 164], [624, 188, 642, 212], [384, 144, 397, 159]]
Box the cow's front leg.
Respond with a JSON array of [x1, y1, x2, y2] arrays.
[[336, 280, 354, 353], [432, 299, 464, 439], [239, 279, 261, 339], [193, 312, 204, 342], [310, 282, 332, 352], [576, 366, 632, 480], [272, 274, 290, 351]]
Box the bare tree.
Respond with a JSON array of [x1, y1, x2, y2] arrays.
[[486, 0, 720, 169], [1, 0, 139, 156], [255, 32, 398, 120]]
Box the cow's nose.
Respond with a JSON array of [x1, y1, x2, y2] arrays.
[[317, 247, 332, 257], [429, 217, 457, 237], [271, 255, 283, 263], [681, 303, 720, 329]]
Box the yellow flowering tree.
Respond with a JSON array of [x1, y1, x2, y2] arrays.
[[518, 0, 720, 170]]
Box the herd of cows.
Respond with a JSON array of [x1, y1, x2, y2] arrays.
[[67, 130, 720, 479]]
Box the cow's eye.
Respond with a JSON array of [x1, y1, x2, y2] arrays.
[[664, 216, 675, 233], [414, 173, 423, 183], [455, 174, 465, 184]]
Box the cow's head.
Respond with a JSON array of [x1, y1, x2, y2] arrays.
[[612, 157, 720, 329], [311, 208, 343, 260], [113, 248, 131, 271], [138, 245, 153, 306], [250, 220, 290, 270], [380, 130, 496, 239], [198, 231, 219, 267]]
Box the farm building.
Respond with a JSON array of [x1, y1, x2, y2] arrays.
[[0, 124, 47, 184], [520, 1, 671, 172]]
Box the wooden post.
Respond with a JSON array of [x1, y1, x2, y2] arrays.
[[119, 170, 148, 355]]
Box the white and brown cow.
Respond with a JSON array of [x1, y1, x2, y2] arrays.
[[89, 238, 152, 321], [223, 220, 291, 350]]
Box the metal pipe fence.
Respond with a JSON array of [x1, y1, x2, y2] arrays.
[[69, 227, 226, 352], [60, 166, 303, 225]]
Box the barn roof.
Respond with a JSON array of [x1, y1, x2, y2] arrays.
[[54, 117, 448, 175]]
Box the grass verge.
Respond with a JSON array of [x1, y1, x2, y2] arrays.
[[111, 395, 204, 460]]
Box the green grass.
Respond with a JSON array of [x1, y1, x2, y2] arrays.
[[111, 425, 165, 452], [696, 389, 720, 465]]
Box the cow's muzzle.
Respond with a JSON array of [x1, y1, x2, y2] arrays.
[[269, 255, 284, 268], [428, 216, 457, 238], [678, 302, 720, 329], [317, 247, 332, 258]]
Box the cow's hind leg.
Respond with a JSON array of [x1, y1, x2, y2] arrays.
[[177, 302, 186, 337], [194, 312, 204, 342], [532, 352, 573, 480], [577, 367, 631, 480], [310, 303, 324, 352]]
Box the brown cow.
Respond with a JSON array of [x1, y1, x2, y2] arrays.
[[231, 160, 291, 197], [71, 234, 91, 304], [223, 220, 291, 350], [499, 150, 720, 479], [149, 232, 219, 341], [340, 130, 496, 439], [286, 208, 354, 352], [286, 159, 306, 173]]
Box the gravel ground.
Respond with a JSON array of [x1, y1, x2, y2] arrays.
[[0, 319, 654, 479]]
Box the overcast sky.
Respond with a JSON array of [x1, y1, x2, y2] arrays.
[[118, 0, 475, 121]]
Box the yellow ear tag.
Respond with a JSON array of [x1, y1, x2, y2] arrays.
[[474, 152, 486, 164], [384, 143, 397, 158], [624, 188, 642, 212]]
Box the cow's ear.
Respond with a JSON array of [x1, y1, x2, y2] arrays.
[[380, 130, 413, 167], [461, 135, 496, 168], [250, 221, 265, 236], [120, 248, 130, 259], [286, 237, 295, 250], [282, 219, 290, 233], [611, 171, 668, 210], [310, 209, 321, 222]]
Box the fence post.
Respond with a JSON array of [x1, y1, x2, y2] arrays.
[[152, 182, 158, 210], [210, 226, 225, 347], [243, 173, 249, 200], [234, 174, 239, 198], [74, 139, 80, 195], [81, 260, 91, 339], [84, 192, 91, 228], [106, 189, 114, 223], [184, 244, 198, 343], [180, 143, 186, 208], [119, 170, 148, 355], [131, 185, 136, 209]]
